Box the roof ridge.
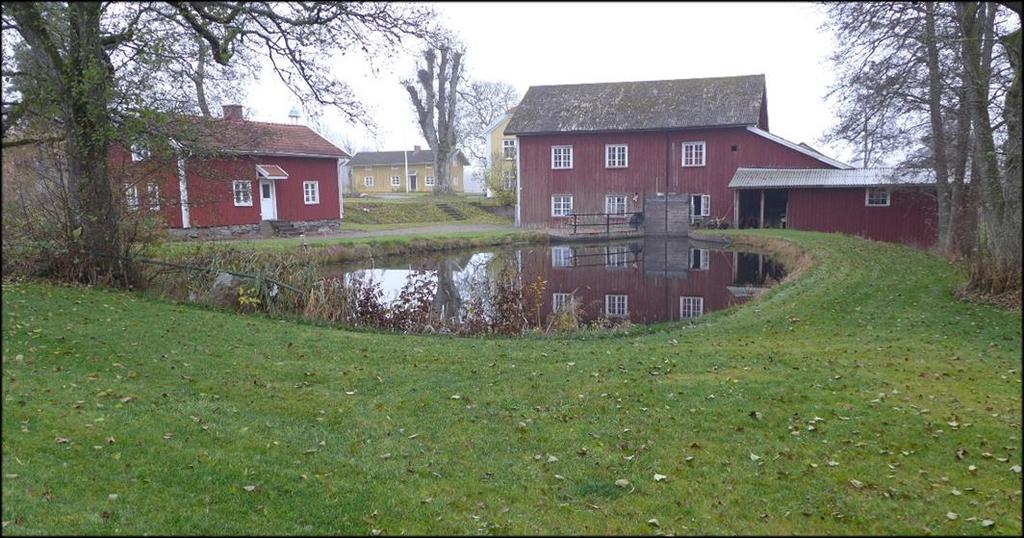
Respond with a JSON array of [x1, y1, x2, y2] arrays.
[[526, 73, 765, 90]]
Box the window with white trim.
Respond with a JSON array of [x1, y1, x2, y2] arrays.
[[605, 294, 628, 318], [605, 144, 628, 168], [605, 246, 630, 268], [689, 248, 709, 270], [364, 176, 374, 187], [303, 181, 320, 204], [551, 195, 573, 217], [425, 175, 435, 187], [233, 180, 253, 206], [391, 175, 401, 187], [503, 138, 517, 160], [865, 188, 890, 207], [680, 296, 704, 319], [682, 141, 706, 167], [551, 145, 573, 169], [551, 246, 574, 267], [552, 292, 575, 313], [147, 184, 160, 211], [690, 194, 711, 219], [605, 195, 627, 215], [125, 184, 140, 211], [502, 169, 516, 189], [130, 144, 150, 162]]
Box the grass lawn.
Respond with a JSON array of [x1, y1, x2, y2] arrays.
[[2, 230, 1021, 534]]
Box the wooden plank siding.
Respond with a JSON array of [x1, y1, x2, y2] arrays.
[[787, 187, 938, 246], [517, 127, 837, 228], [110, 145, 341, 228]]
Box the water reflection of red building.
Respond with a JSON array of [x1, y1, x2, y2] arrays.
[[520, 238, 781, 324]]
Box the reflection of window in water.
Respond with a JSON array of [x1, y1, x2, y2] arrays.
[[605, 246, 630, 268], [551, 246, 574, 267], [605, 294, 628, 317], [552, 292, 575, 312], [689, 248, 709, 270], [680, 296, 704, 318]]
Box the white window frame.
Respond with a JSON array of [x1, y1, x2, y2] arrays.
[[690, 194, 711, 221], [865, 188, 891, 207], [605, 246, 630, 268], [551, 145, 573, 170], [147, 184, 160, 211], [303, 180, 320, 205], [425, 175, 436, 187], [605, 195, 627, 215], [680, 296, 704, 319], [551, 246, 574, 267], [125, 184, 140, 211], [390, 175, 401, 187], [552, 292, 575, 313], [551, 195, 573, 217], [130, 144, 150, 162], [689, 248, 709, 271], [233, 180, 253, 207], [682, 141, 706, 167], [605, 294, 628, 318], [605, 144, 628, 168], [364, 176, 374, 187], [503, 138, 517, 160]]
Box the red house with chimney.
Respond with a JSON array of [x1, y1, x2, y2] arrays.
[[504, 74, 939, 246], [113, 104, 349, 239]]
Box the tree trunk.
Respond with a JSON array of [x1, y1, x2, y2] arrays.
[[63, 3, 124, 284], [957, 2, 1020, 291], [194, 38, 211, 118], [925, 3, 954, 253]]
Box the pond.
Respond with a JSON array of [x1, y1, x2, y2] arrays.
[[322, 237, 785, 327]]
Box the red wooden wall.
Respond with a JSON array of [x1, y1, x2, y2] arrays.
[[111, 145, 339, 228], [787, 187, 938, 246], [517, 127, 836, 227]]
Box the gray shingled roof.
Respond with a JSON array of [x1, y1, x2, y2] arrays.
[[504, 75, 765, 135], [729, 168, 935, 189], [348, 149, 469, 167]]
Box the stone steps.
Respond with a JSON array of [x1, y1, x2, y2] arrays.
[[435, 203, 466, 221], [267, 220, 303, 237]]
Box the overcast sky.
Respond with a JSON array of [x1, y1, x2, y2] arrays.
[[244, 2, 854, 174]]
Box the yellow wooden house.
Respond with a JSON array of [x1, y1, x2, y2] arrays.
[[347, 146, 469, 194]]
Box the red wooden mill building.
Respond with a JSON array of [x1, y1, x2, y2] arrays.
[[505, 74, 939, 246]]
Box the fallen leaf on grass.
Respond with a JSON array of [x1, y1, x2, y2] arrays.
[[614, 479, 630, 488], [653, 474, 667, 482], [242, 485, 256, 492], [849, 479, 864, 489], [946, 512, 958, 520]]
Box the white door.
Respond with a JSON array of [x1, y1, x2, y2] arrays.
[[259, 179, 277, 220]]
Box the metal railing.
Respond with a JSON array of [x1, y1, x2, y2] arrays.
[[569, 211, 644, 235]]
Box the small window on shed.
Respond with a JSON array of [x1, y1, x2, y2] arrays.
[[865, 188, 890, 207]]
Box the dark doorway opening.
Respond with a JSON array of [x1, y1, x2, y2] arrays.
[[737, 189, 789, 229]]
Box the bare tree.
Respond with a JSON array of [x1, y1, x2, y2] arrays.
[[457, 80, 519, 166], [404, 45, 464, 195], [824, 1, 1020, 294]]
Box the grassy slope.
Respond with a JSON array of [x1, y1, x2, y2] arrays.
[[343, 195, 509, 226], [2, 230, 1021, 535]]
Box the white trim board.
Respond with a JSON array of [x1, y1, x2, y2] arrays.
[[744, 126, 853, 169]]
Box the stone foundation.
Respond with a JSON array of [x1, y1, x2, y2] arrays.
[[167, 223, 262, 241], [289, 218, 342, 235], [166, 219, 341, 241]]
